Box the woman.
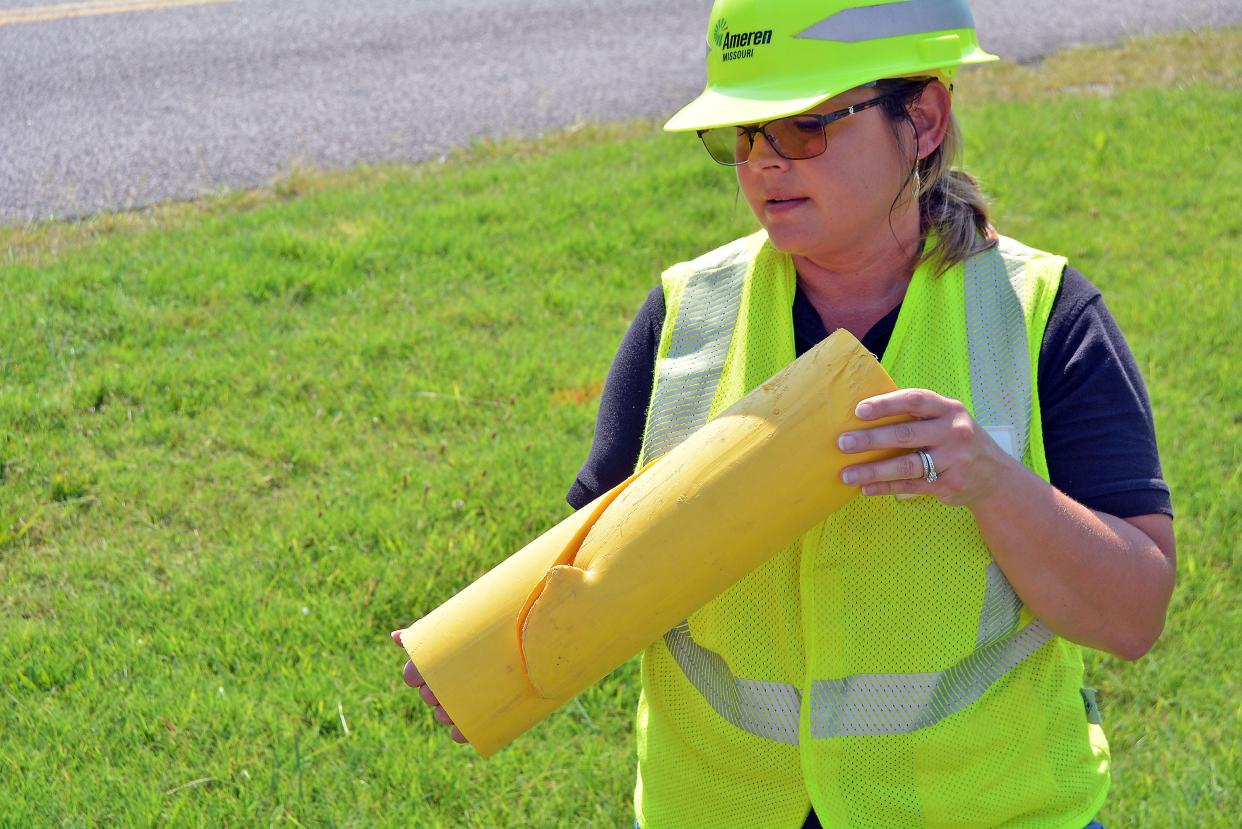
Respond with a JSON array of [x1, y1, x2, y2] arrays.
[[397, 1, 1175, 826]]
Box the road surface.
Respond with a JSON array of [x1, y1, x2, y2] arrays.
[[2, 0, 1238, 224]]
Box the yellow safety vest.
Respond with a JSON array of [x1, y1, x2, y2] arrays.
[[633, 230, 1110, 829]]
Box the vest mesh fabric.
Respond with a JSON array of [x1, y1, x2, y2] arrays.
[[638, 232, 811, 828], [634, 233, 1110, 828]]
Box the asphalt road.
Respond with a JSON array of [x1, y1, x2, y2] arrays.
[[3, 0, 1239, 225]]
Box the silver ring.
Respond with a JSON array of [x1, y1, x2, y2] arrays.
[[916, 448, 938, 484]]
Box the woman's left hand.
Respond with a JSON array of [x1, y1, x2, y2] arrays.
[[837, 389, 1018, 507]]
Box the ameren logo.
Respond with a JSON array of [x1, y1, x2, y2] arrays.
[[712, 18, 773, 62]]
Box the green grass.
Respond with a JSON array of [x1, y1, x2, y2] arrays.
[[2, 28, 1239, 828]]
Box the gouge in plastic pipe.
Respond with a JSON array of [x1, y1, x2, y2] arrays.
[[397, 328, 906, 756]]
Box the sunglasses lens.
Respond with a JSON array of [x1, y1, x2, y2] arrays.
[[700, 115, 827, 165], [699, 127, 749, 165], [764, 116, 826, 160]]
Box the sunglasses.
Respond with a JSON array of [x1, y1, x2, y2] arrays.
[[697, 94, 893, 166]]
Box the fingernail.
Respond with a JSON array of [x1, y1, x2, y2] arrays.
[[838, 434, 856, 451], [391, 630, 403, 646], [842, 469, 859, 485], [856, 403, 873, 418]]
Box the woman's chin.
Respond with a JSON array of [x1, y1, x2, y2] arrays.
[[761, 225, 829, 258]]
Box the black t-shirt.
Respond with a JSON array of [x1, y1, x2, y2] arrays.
[[568, 266, 1172, 519]]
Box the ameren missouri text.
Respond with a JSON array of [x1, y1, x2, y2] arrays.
[[721, 29, 773, 49]]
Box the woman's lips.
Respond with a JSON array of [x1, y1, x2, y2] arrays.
[[766, 196, 809, 214]]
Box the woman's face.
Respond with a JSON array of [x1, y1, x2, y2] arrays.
[[735, 87, 913, 263]]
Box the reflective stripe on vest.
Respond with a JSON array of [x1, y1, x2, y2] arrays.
[[664, 563, 1045, 741], [640, 245, 750, 463], [648, 243, 1039, 744], [808, 621, 1053, 737], [664, 622, 802, 744], [964, 244, 1032, 461]]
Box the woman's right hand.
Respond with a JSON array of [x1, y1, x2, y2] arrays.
[[391, 630, 469, 744]]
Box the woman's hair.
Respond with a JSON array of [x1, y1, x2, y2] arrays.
[[874, 77, 997, 277]]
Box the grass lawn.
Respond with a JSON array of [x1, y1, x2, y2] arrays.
[[1, 27, 1239, 828]]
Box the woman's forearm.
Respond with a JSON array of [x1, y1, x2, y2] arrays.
[[969, 459, 1176, 660]]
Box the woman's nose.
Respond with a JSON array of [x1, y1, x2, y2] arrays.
[[747, 130, 786, 167]]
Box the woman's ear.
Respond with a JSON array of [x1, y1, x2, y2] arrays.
[[909, 80, 952, 161]]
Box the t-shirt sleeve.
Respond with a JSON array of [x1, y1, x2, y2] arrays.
[[566, 285, 666, 510], [1038, 267, 1173, 518]]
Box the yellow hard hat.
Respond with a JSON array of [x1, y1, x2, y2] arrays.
[[666, 0, 997, 132]]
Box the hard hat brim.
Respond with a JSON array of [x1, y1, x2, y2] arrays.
[[664, 85, 837, 134], [664, 49, 999, 133]]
